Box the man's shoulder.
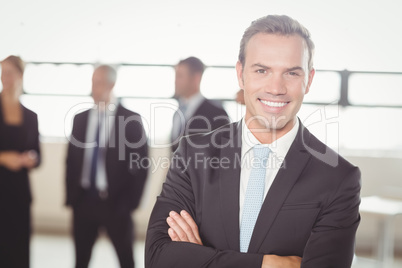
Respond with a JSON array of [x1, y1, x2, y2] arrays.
[[73, 109, 90, 123], [116, 103, 141, 117], [21, 104, 38, 119], [197, 98, 227, 114], [301, 124, 358, 176]]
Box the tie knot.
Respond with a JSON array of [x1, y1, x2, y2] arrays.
[[253, 145, 270, 159]]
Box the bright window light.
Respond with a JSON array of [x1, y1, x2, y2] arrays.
[[349, 74, 402, 106], [114, 66, 175, 98], [201, 67, 239, 99], [24, 64, 93, 95], [304, 71, 341, 103]]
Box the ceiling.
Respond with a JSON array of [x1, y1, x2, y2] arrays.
[[1, 0, 402, 71]]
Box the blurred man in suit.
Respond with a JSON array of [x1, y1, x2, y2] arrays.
[[171, 56, 230, 152], [146, 15, 361, 268], [66, 65, 149, 268]]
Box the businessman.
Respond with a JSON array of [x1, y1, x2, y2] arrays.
[[146, 15, 361, 268], [66, 65, 149, 268], [171, 56, 230, 152]]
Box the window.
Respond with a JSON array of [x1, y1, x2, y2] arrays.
[[114, 66, 175, 98], [20, 95, 93, 138], [3, 62, 401, 154], [201, 67, 239, 99], [304, 71, 340, 103], [23, 64, 93, 95], [349, 73, 402, 106]]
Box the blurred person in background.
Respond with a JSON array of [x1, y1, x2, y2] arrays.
[[65, 65, 149, 268], [0, 55, 40, 268], [171, 56, 230, 152]]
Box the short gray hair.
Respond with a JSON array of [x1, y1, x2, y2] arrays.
[[94, 64, 117, 84], [238, 15, 315, 70]]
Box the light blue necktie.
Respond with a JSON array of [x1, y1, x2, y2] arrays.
[[240, 145, 270, 253]]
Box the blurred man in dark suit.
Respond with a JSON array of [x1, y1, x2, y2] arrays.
[[66, 65, 149, 268], [171, 56, 230, 152]]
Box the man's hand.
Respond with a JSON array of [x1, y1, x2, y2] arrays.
[[166, 210, 203, 245], [262, 255, 301, 268]]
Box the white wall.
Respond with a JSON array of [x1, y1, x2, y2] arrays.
[[345, 155, 402, 253]]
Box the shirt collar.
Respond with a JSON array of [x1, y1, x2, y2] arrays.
[[90, 95, 119, 118], [179, 92, 204, 105], [241, 117, 299, 159]]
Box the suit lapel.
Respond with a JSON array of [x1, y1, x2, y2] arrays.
[[219, 121, 242, 251], [247, 123, 312, 253], [79, 110, 90, 142], [74, 110, 89, 185], [192, 98, 207, 118], [105, 103, 123, 173], [108, 103, 122, 149]]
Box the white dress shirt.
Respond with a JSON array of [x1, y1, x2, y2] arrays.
[[81, 99, 118, 192], [239, 118, 300, 224]]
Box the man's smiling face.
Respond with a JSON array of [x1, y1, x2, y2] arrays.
[[236, 33, 315, 137]]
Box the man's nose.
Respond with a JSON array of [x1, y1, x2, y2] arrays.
[[264, 74, 286, 95]]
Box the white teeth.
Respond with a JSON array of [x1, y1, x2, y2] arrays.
[[260, 99, 287, 107]]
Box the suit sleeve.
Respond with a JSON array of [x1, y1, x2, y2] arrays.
[[124, 113, 149, 210], [145, 139, 263, 268], [65, 115, 79, 207], [301, 167, 361, 268], [30, 112, 41, 167]]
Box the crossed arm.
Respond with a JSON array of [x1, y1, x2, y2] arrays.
[[145, 139, 301, 268], [166, 210, 301, 268], [146, 170, 360, 268], [145, 139, 361, 268]]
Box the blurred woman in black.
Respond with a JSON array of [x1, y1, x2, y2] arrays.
[[0, 56, 40, 268]]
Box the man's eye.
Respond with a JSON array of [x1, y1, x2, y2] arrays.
[[288, 72, 299, 76], [256, 69, 266, 74]]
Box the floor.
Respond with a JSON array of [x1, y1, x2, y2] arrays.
[[353, 256, 402, 268], [31, 234, 402, 268], [31, 234, 144, 268]]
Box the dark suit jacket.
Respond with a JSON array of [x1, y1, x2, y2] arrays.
[[171, 98, 230, 152], [65, 104, 149, 211], [0, 102, 41, 205], [146, 120, 361, 268]]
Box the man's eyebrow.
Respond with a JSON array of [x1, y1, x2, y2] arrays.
[[250, 64, 305, 72], [286, 66, 305, 72], [251, 63, 270, 69]]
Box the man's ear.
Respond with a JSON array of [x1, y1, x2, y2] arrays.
[[236, 61, 244, 89], [305, 68, 315, 94]]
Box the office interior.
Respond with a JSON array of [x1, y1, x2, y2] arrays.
[[1, 0, 402, 267]]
